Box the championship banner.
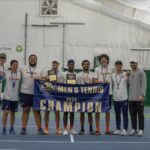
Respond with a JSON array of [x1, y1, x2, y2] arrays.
[[33, 80, 110, 112]]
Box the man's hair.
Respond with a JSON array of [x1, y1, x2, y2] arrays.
[[82, 59, 90, 66], [10, 59, 18, 66], [29, 54, 37, 60], [115, 60, 123, 65], [99, 54, 109, 64]]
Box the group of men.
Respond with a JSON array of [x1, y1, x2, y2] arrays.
[[0, 53, 147, 136]]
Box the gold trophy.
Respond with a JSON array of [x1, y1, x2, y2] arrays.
[[48, 70, 57, 82], [66, 74, 76, 84]]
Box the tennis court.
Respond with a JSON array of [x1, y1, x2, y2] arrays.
[[0, 107, 150, 150]]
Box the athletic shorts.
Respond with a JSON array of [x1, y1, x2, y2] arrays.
[[19, 92, 33, 108], [2, 99, 18, 112]]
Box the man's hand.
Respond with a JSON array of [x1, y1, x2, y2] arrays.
[[34, 77, 41, 80], [138, 95, 145, 101], [126, 71, 130, 77]]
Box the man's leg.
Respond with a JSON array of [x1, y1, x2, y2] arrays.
[[79, 113, 85, 134], [63, 112, 68, 135], [105, 95, 112, 134], [95, 112, 100, 135], [129, 101, 137, 135], [114, 101, 121, 131], [55, 111, 62, 134], [70, 112, 74, 129], [2, 110, 9, 134], [20, 107, 31, 135], [122, 100, 128, 131], [137, 101, 144, 131], [44, 111, 50, 134], [70, 112, 77, 134], [33, 109, 44, 135], [9, 111, 16, 134], [88, 113, 94, 134], [129, 101, 137, 130]]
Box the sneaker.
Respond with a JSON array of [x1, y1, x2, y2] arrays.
[[95, 130, 101, 135], [44, 127, 49, 135], [2, 128, 6, 135], [121, 129, 128, 136], [129, 129, 137, 136], [9, 127, 16, 134], [37, 128, 45, 135], [70, 129, 77, 135], [138, 130, 144, 136], [56, 128, 62, 135], [63, 129, 69, 136], [79, 129, 85, 135], [20, 128, 27, 135], [89, 129, 95, 135], [113, 130, 121, 135]]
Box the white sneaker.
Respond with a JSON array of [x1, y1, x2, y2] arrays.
[[121, 129, 128, 136], [138, 130, 144, 136], [129, 129, 137, 136], [113, 130, 121, 135], [63, 129, 69, 136], [70, 129, 77, 135]]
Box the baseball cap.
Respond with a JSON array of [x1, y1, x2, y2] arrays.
[[52, 59, 59, 64], [130, 58, 138, 63], [67, 59, 75, 64], [0, 53, 6, 59]]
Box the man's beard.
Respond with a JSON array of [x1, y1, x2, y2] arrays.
[[101, 63, 107, 67], [83, 68, 89, 72], [69, 69, 74, 72], [29, 63, 36, 67]]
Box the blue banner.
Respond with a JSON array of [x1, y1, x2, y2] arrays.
[[33, 80, 110, 112]]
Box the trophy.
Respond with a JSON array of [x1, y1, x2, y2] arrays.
[[48, 70, 57, 82], [66, 73, 76, 84]]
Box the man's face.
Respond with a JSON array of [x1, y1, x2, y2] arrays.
[[130, 62, 138, 70], [82, 62, 90, 71], [68, 63, 75, 71], [11, 62, 18, 71], [29, 56, 37, 66], [0, 58, 6, 65], [115, 64, 122, 71], [100, 57, 108, 66], [52, 62, 59, 70]]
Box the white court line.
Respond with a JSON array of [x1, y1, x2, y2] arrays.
[[70, 134, 74, 143], [0, 149, 18, 150], [0, 125, 55, 128], [0, 140, 69, 143], [1, 140, 150, 144]]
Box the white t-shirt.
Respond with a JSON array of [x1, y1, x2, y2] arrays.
[[42, 68, 64, 83], [20, 65, 41, 94], [77, 71, 94, 84], [93, 65, 113, 95], [0, 65, 8, 96], [4, 70, 21, 101], [112, 71, 128, 101]]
